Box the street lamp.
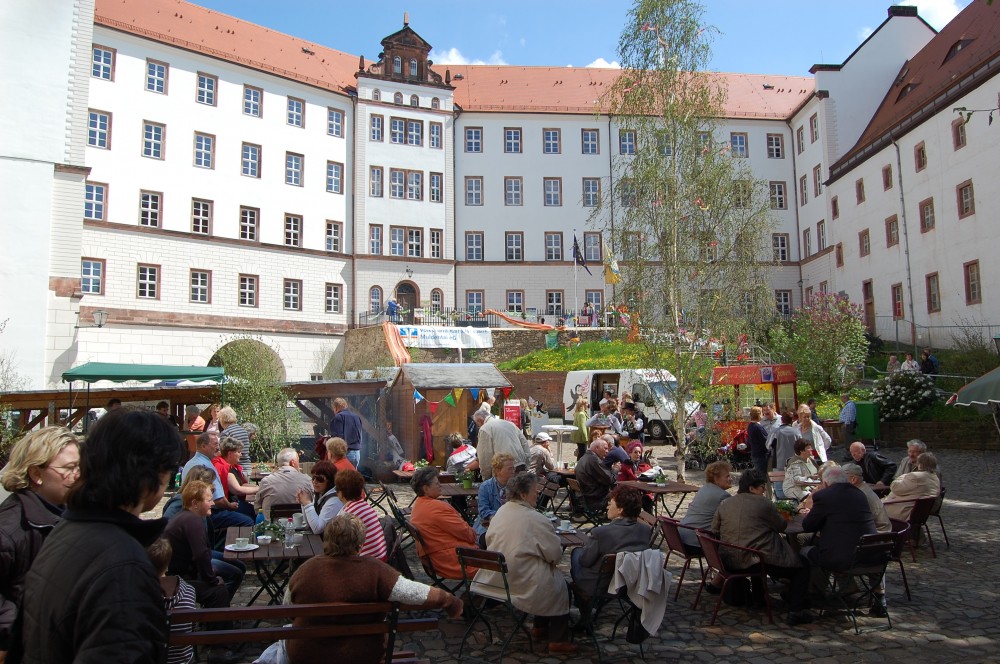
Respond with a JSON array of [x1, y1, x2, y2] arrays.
[[75, 310, 109, 329]]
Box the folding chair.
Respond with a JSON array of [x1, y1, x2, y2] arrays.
[[888, 518, 912, 601], [535, 479, 560, 512], [367, 480, 393, 516], [886, 496, 937, 561], [819, 532, 895, 634], [692, 531, 773, 625], [638, 510, 660, 549], [404, 520, 462, 593], [658, 517, 705, 601], [566, 478, 606, 529], [930, 486, 949, 547], [582, 554, 646, 662], [456, 547, 533, 663]]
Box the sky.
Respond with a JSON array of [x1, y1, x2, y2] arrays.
[[193, 0, 972, 76]]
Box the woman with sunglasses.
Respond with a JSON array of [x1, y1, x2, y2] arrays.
[[296, 461, 343, 535]]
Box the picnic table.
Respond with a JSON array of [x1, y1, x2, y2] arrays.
[[224, 526, 323, 605], [617, 480, 700, 518]]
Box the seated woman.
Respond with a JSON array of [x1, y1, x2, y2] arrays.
[[570, 486, 651, 624], [336, 469, 386, 561], [296, 460, 343, 535], [473, 454, 515, 545], [409, 467, 479, 579], [325, 437, 356, 473], [215, 436, 257, 520], [783, 440, 819, 502], [445, 432, 479, 475], [475, 472, 577, 654], [679, 460, 733, 550], [617, 440, 654, 512], [285, 514, 464, 664], [162, 464, 217, 520], [884, 452, 941, 521]]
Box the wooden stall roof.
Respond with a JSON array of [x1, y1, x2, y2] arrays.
[[398, 363, 511, 390]]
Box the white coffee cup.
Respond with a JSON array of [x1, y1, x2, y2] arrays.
[[256, 535, 272, 546], [234, 537, 249, 549], [559, 519, 572, 531], [293, 513, 305, 528]]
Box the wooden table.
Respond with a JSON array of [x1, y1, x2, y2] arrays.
[[552, 467, 576, 479], [557, 529, 587, 548], [617, 480, 700, 518], [392, 469, 415, 482], [438, 483, 480, 498], [224, 527, 322, 605]]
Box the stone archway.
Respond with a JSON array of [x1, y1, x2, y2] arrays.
[[209, 338, 287, 382], [395, 282, 419, 324]]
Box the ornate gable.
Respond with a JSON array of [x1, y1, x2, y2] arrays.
[[357, 15, 451, 89]]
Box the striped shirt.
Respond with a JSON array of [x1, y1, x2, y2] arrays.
[[341, 499, 387, 561], [164, 577, 196, 664]]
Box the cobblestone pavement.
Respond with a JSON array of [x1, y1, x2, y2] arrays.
[[157, 444, 1000, 663]]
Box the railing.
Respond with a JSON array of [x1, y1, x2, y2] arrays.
[[355, 308, 639, 329], [869, 315, 1000, 351]]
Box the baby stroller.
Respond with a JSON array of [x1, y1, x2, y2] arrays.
[[718, 429, 754, 471]]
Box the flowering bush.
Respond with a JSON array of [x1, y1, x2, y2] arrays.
[[870, 371, 937, 421]]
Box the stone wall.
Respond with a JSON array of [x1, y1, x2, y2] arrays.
[[878, 420, 1000, 450], [504, 371, 567, 416]]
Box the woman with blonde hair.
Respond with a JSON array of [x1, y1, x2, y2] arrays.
[[200, 403, 220, 434], [792, 404, 831, 463], [571, 397, 589, 459], [0, 426, 79, 660], [324, 436, 356, 473]]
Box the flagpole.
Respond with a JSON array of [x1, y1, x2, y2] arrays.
[[573, 228, 579, 325]]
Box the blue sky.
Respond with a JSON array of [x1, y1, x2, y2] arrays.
[[195, 0, 970, 76]]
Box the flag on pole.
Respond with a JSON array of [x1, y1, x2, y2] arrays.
[[604, 253, 621, 284], [573, 235, 592, 275]]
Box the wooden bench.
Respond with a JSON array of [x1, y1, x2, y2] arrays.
[[169, 601, 438, 663]]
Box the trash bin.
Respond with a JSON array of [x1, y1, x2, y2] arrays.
[[854, 401, 880, 441], [545, 331, 559, 350]]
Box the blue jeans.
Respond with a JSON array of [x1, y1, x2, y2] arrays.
[[347, 449, 361, 468], [210, 508, 254, 532], [211, 551, 246, 600]]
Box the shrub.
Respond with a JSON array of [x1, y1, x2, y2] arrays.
[[870, 372, 936, 422]]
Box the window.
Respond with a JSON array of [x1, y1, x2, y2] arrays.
[[545, 291, 563, 316], [505, 232, 523, 261], [583, 178, 601, 207], [146, 59, 168, 93], [919, 198, 935, 232], [407, 228, 422, 257], [855, 178, 866, 204], [730, 132, 748, 158], [326, 161, 343, 194], [283, 279, 302, 311], [836, 243, 844, 267], [859, 229, 871, 257], [81, 259, 104, 295], [239, 274, 258, 307], [504, 177, 522, 206], [544, 232, 563, 261], [620, 180, 638, 207], [369, 225, 382, 254], [241, 143, 260, 177], [465, 177, 483, 206], [370, 115, 383, 141], [504, 128, 522, 153], [621, 232, 641, 261], [734, 180, 751, 208], [885, 215, 899, 247], [88, 110, 110, 149], [582, 129, 599, 154], [798, 175, 808, 205], [766, 133, 784, 158], [194, 132, 214, 168], [410, 59, 418, 77], [657, 133, 673, 156], [389, 169, 404, 199], [327, 108, 343, 137], [243, 85, 262, 117], [389, 227, 404, 256], [430, 172, 443, 203], [393, 92, 403, 105], [466, 232, 484, 261], [543, 178, 562, 206], [190, 270, 211, 303], [831, 196, 839, 220], [142, 122, 164, 159], [372, 89, 381, 101], [239, 207, 259, 241], [287, 97, 304, 127], [813, 165, 823, 196], [891, 283, 904, 319], [370, 167, 383, 197], [772, 234, 789, 262], [775, 290, 792, 315], [325, 221, 342, 252], [802, 229, 811, 257], [430, 229, 442, 259], [506, 291, 524, 313], [795, 126, 804, 154], [926, 273, 940, 313], [390, 118, 404, 144], [137, 264, 159, 299], [196, 73, 217, 106], [431, 289, 443, 312], [84, 182, 106, 220], [805, 286, 814, 303], [431, 97, 440, 109], [952, 118, 967, 150], [92, 46, 115, 80], [769, 181, 786, 210], [619, 130, 636, 155], [543, 128, 561, 154], [393, 57, 402, 75], [584, 233, 602, 262], [406, 120, 423, 146], [819, 281, 828, 294], [465, 127, 482, 152], [191, 199, 212, 235], [956, 180, 975, 218], [284, 214, 302, 247], [285, 152, 303, 186], [466, 291, 484, 313], [809, 114, 819, 143], [370, 286, 383, 313], [325, 283, 342, 313], [139, 191, 161, 227], [914, 141, 927, 171], [882, 164, 893, 190], [816, 220, 826, 251], [585, 290, 604, 310], [964, 260, 982, 304], [430, 122, 442, 149]]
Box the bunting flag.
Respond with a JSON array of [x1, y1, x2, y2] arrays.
[[572, 235, 593, 275], [443, 392, 456, 407], [454, 388, 464, 403], [429, 401, 439, 415], [486, 387, 495, 399], [500, 386, 513, 400], [413, 389, 424, 404], [469, 388, 480, 401], [604, 253, 621, 284]]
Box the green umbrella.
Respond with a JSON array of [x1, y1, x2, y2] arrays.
[[947, 365, 1000, 435]]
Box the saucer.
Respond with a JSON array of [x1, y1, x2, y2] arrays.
[[555, 527, 577, 534], [225, 543, 259, 552]]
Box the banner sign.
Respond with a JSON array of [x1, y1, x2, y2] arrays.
[[397, 326, 494, 349], [503, 403, 521, 427]]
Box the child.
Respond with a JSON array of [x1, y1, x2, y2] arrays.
[[147, 537, 196, 664]]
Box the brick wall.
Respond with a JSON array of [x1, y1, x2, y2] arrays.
[[505, 371, 567, 416]]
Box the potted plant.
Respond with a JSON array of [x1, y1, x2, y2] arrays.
[[654, 470, 667, 487], [253, 519, 286, 542], [774, 500, 799, 521], [414, 459, 429, 469], [457, 469, 476, 489]]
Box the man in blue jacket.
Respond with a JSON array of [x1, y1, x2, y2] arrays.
[[330, 398, 363, 468]]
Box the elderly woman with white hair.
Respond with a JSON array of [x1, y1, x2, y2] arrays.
[[884, 452, 941, 521], [792, 404, 832, 463]]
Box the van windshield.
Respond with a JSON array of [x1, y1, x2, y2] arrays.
[[649, 381, 678, 401]]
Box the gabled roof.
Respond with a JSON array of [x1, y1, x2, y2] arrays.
[[95, 0, 359, 96], [400, 363, 510, 390], [831, 1, 1000, 177], [380, 24, 432, 53]]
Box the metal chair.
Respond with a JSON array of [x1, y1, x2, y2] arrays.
[[566, 478, 607, 529], [692, 531, 773, 625], [456, 547, 533, 662], [819, 532, 895, 634], [886, 496, 937, 561], [658, 517, 705, 601], [403, 520, 463, 593], [930, 486, 949, 547], [638, 510, 660, 548], [582, 553, 646, 662], [888, 518, 912, 601]]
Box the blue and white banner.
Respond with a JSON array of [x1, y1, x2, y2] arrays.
[[396, 326, 494, 349]]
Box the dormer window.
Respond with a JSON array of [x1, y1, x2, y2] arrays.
[[410, 59, 418, 77], [393, 56, 402, 75], [372, 89, 381, 101], [431, 97, 440, 110], [896, 82, 918, 102], [409, 95, 419, 107], [943, 38, 974, 64], [394, 92, 403, 105]]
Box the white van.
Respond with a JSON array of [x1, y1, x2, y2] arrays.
[[562, 369, 695, 440]]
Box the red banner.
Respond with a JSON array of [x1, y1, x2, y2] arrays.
[[503, 403, 521, 427], [711, 364, 797, 385]]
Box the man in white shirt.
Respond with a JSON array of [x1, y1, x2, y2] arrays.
[[474, 410, 529, 478]]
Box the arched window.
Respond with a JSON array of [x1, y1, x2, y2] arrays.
[[393, 56, 401, 75], [431, 97, 440, 110], [409, 94, 419, 107], [393, 92, 403, 105], [370, 286, 383, 313], [410, 59, 418, 77], [431, 289, 443, 313], [372, 89, 381, 101]]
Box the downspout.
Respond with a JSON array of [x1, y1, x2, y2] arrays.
[[607, 114, 616, 307], [452, 102, 462, 311], [787, 120, 804, 306], [890, 131, 917, 355], [350, 90, 358, 328]]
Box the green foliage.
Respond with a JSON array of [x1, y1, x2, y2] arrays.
[[499, 340, 655, 372], [870, 371, 937, 422], [0, 319, 30, 460]]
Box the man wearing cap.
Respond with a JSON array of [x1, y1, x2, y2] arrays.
[[530, 432, 565, 508]]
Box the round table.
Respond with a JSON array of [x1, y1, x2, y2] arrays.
[[541, 424, 580, 462]]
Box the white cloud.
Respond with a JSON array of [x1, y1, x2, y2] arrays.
[[857, 26, 874, 42], [429, 47, 507, 66], [899, 0, 968, 29], [585, 57, 621, 69], [519, 37, 526, 48]]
